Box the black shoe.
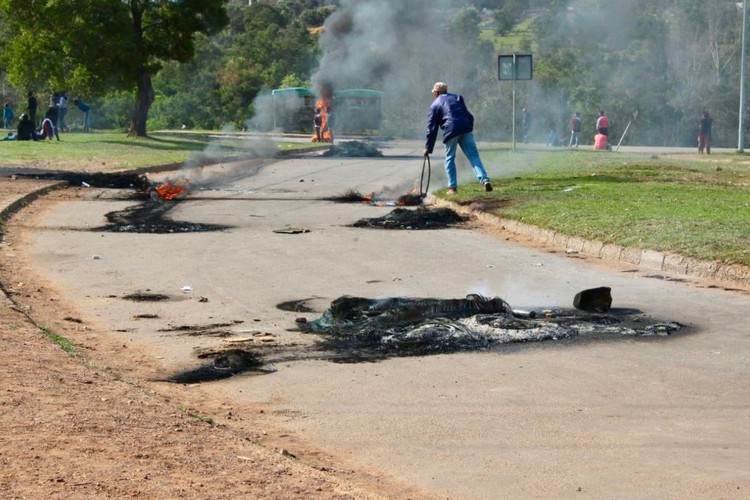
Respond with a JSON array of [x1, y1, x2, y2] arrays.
[[484, 182, 493, 192]]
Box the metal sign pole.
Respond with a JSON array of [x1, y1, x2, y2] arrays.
[[499, 53, 532, 152], [512, 55, 517, 151], [740, 0, 748, 152]]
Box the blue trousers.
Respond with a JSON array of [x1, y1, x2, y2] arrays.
[[443, 132, 490, 189]]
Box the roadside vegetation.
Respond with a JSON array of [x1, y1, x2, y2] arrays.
[[40, 326, 76, 356], [445, 146, 750, 267], [1, 1, 743, 146], [0, 131, 318, 171]]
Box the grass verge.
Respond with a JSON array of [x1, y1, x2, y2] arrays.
[[0, 130, 318, 171], [447, 146, 750, 267]]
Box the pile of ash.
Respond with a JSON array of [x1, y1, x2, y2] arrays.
[[321, 140, 383, 157], [163, 349, 266, 384], [350, 206, 466, 229], [300, 295, 684, 360], [93, 200, 230, 233]]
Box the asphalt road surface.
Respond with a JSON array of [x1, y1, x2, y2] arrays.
[[15, 142, 750, 498]]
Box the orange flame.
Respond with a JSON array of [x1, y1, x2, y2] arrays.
[[312, 97, 333, 143], [152, 179, 189, 201]]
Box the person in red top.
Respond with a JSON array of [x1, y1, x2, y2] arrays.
[[593, 133, 610, 150], [596, 110, 609, 136]]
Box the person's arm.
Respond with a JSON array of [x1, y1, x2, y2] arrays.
[[424, 103, 441, 156]]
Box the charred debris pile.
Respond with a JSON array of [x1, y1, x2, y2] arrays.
[[350, 206, 467, 229], [326, 189, 424, 207], [321, 140, 383, 157], [300, 293, 684, 360]]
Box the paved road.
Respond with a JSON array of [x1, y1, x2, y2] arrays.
[[14, 142, 750, 498]]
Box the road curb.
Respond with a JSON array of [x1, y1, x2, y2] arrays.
[[0, 180, 68, 226], [436, 198, 750, 290]]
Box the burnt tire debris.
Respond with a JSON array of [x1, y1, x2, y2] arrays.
[[325, 189, 424, 207], [122, 292, 171, 302], [320, 140, 383, 157], [350, 206, 467, 230], [163, 349, 267, 384], [299, 295, 684, 361], [94, 200, 230, 233]]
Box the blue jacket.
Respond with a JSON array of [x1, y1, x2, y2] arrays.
[[425, 93, 474, 154]]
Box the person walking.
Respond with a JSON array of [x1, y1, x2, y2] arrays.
[[569, 111, 582, 147], [698, 111, 712, 155], [596, 110, 609, 136], [423, 81, 492, 194], [27, 92, 38, 126], [3, 102, 14, 129]]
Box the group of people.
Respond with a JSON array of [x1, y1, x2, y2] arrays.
[[420, 83, 718, 194], [2, 91, 92, 141], [519, 108, 608, 149]]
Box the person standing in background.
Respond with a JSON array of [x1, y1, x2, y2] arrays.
[[57, 92, 69, 132], [27, 91, 38, 126], [313, 107, 322, 142], [2, 102, 14, 129], [596, 110, 609, 136], [569, 111, 581, 147], [698, 111, 712, 155], [74, 98, 92, 132]]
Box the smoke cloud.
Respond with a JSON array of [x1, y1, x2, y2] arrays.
[[311, 1, 502, 139]]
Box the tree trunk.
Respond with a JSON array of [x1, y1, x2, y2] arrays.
[[129, 69, 154, 137]]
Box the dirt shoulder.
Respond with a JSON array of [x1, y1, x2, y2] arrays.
[[0, 177, 409, 499]]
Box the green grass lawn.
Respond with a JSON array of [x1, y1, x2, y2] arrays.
[[0, 130, 319, 171], [447, 146, 750, 267]]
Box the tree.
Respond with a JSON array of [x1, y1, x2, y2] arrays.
[[0, 0, 228, 136]]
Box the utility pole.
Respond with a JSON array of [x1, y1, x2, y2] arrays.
[[740, 0, 748, 152]]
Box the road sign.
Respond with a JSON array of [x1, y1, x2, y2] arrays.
[[498, 54, 533, 81]]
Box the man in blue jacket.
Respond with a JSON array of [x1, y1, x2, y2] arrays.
[[424, 82, 492, 194]]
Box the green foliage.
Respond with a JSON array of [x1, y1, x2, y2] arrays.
[[150, 2, 319, 129], [453, 147, 750, 266], [0, 0, 228, 135]]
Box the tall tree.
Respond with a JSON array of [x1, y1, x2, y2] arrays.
[[0, 0, 228, 136]]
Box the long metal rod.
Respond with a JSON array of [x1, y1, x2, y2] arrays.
[[512, 54, 517, 151], [739, 0, 748, 152]]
